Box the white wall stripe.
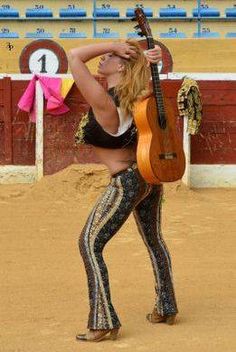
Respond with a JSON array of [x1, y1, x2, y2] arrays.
[[168, 73, 236, 80], [2, 72, 236, 81], [35, 81, 44, 181], [0, 165, 36, 184], [190, 165, 236, 188], [182, 117, 191, 187]]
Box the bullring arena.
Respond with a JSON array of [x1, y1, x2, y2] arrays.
[[0, 1, 235, 351]]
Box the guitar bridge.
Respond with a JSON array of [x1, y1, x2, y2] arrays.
[[159, 152, 177, 160]]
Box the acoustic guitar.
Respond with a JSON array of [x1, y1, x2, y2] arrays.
[[132, 7, 186, 184]]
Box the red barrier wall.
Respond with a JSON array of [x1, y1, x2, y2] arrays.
[[164, 80, 236, 164], [0, 77, 236, 175]]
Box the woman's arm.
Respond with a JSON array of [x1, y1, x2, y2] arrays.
[[68, 42, 116, 127], [68, 42, 135, 63], [67, 42, 136, 133]]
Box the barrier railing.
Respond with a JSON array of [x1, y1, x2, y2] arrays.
[[1, 73, 236, 187]]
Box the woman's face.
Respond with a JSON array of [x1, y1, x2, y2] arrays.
[[97, 53, 123, 76]]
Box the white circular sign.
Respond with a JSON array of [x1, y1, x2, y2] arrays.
[[29, 48, 59, 74]]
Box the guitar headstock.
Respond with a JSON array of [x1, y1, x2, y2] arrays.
[[134, 7, 152, 38]]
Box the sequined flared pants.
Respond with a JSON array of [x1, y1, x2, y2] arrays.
[[78, 163, 178, 329]]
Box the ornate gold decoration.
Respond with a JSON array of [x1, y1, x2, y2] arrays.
[[74, 112, 89, 145], [177, 77, 202, 135]]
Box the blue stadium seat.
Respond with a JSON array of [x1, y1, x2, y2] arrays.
[[126, 8, 153, 17], [94, 8, 119, 17], [0, 32, 19, 38], [159, 8, 187, 17], [59, 8, 87, 17], [95, 32, 119, 38], [192, 8, 220, 17], [225, 8, 236, 17], [225, 32, 236, 38], [160, 32, 187, 38], [59, 32, 87, 38], [193, 32, 220, 38], [127, 32, 141, 38], [25, 8, 53, 17], [0, 7, 19, 17], [25, 32, 53, 38]]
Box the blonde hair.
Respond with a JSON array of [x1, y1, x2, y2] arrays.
[[114, 39, 151, 118]]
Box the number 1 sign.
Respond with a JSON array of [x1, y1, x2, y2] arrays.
[[19, 40, 68, 74], [29, 49, 59, 74]]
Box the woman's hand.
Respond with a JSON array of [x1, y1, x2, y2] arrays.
[[112, 42, 162, 64], [112, 42, 138, 59], [144, 45, 162, 66]]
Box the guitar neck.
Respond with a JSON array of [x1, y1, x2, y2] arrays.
[[146, 37, 165, 115]]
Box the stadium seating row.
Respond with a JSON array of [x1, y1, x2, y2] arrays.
[[0, 31, 235, 39], [0, 6, 236, 18]]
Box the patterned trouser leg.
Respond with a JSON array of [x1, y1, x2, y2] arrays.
[[133, 184, 179, 316], [78, 164, 178, 329]]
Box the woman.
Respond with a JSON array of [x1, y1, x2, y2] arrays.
[[68, 39, 179, 342]]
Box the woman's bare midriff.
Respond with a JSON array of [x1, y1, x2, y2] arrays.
[[93, 145, 137, 176]]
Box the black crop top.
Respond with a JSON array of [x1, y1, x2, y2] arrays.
[[75, 87, 137, 149]]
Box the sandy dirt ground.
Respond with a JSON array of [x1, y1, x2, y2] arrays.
[[0, 163, 235, 352]]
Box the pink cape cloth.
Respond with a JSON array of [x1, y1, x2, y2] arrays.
[[17, 74, 70, 123]]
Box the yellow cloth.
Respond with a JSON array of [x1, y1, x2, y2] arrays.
[[60, 78, 74, 99]]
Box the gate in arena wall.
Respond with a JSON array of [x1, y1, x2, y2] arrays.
[[0, 74, 103, 184], [0, 76, 40, 183]]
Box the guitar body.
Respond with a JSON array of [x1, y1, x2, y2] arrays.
[[133, 7, 186, 184], [133, 94, 186, 184]]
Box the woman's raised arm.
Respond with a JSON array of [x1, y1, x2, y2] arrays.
[[67, 42, 137, 133]]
